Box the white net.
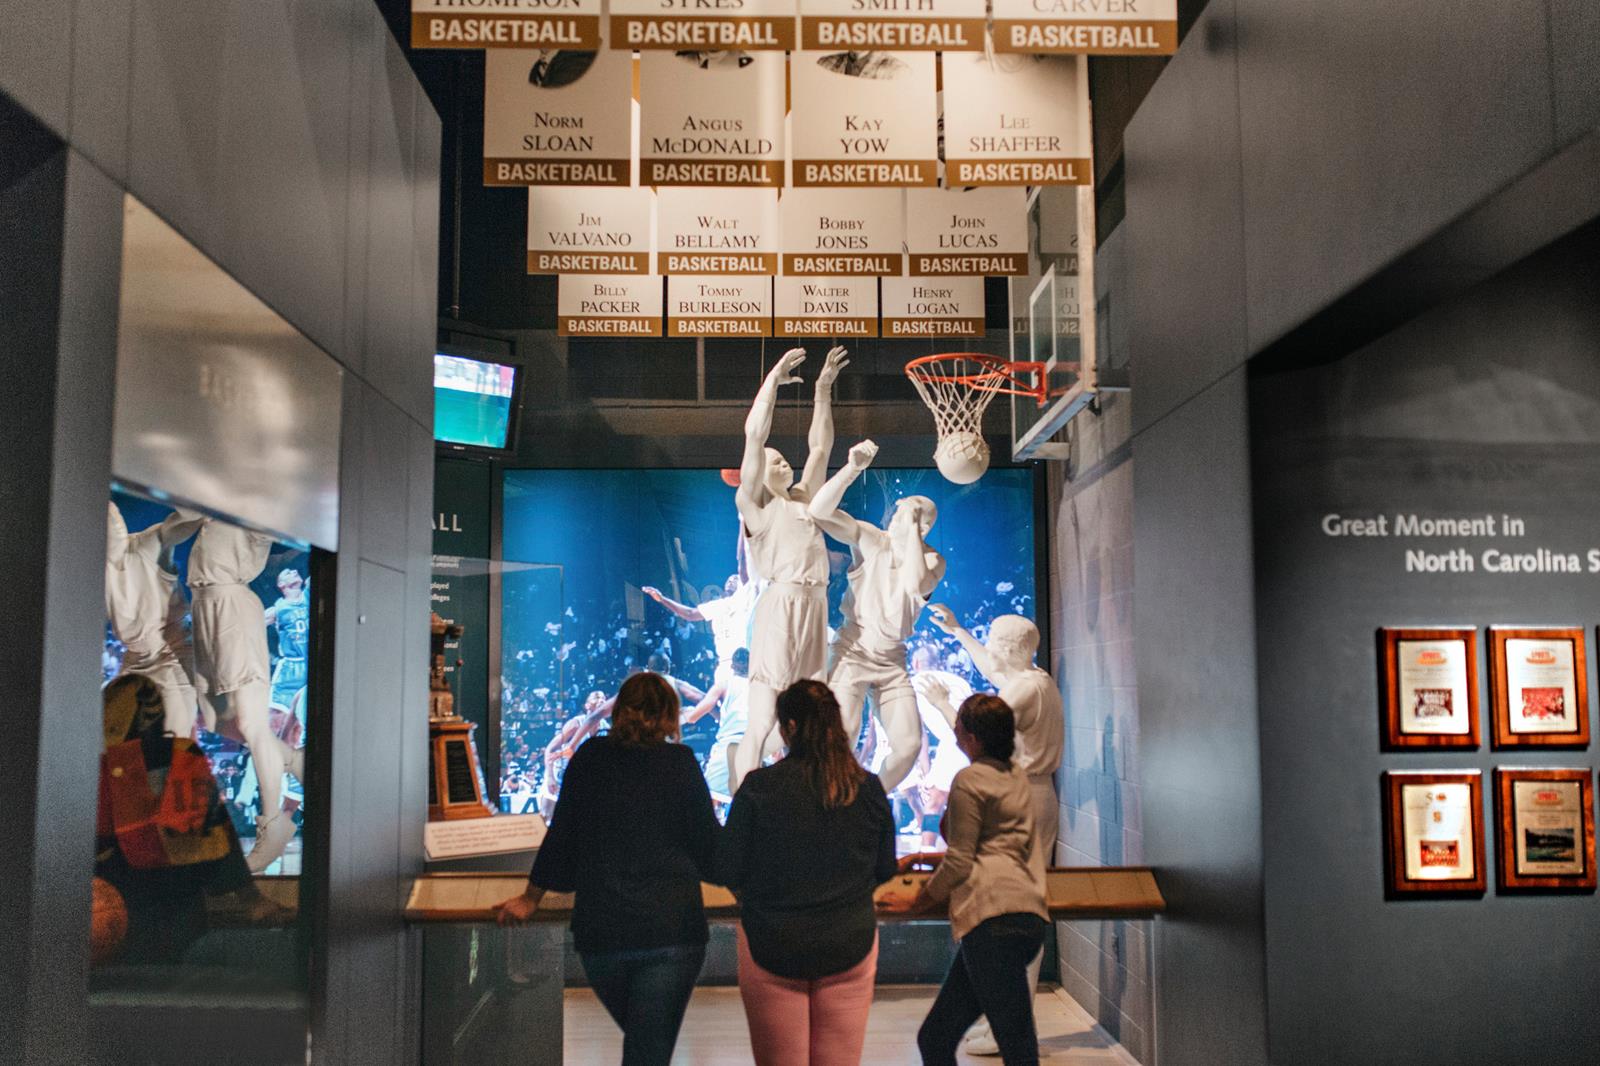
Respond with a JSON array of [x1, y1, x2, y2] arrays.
[[904, 354, 1008, 440]]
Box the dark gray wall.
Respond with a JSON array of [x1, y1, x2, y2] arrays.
[[0, 3, 440, 1063], [1250, 225, 1600, 1066]]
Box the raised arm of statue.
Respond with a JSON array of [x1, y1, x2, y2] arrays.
[[797, 346, 848, 501], [737, 349, 806, 526]]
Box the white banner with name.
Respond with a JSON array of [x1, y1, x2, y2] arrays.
[[657, 187, 780, 274], [667, 276, 773, 336], [640, 51, 785, 187], [775, 275, 879, 337], [798, 0, 985, 51], [610, 0, 797, 50], [993, 0, 1178, 55], [942, 54, 1090, 186], [528, 186, 654, 274], [905, 187, 1027, 275], [881, 275, 985, 337], [484, 48, 634, 186], [558, 274, 664, 336], [790, 51, 938, 187], [411, 0, 603, 50], [780, 188, 904, 275]]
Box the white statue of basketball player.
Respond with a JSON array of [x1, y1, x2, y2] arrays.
[[188, 518, 307, 872], [106, 503, 206, 737], [806, 440, 946, 792], [731, 345, 852, 789]]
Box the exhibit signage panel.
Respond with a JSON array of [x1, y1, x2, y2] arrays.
[[610, 0, 797, 50], [880, 276, 985, 337], [942, 54, 1091, 186], [527, 186, 654, 274], [905, 187, 1028, 275], [798, 0, 985, 51], [483, 48, 634, 186], [657, 187, 780, 274], [780, 188, 904, 275], [667, 275, 773, 336], [557, 274, 664, 335], [992, 0, 1178, 55], [639, 51, 785, 187], [411, 0, 603, 49], [790, 50, 938, 187], [775, 275, 878, 336]]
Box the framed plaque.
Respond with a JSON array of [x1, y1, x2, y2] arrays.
[[1488, 627, 1589, 748], [1493, 768, 1596, 891], [1382, 771, 1486, 896], [1378, 627, 1480, 749]]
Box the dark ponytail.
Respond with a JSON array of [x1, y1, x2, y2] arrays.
[[776, 680, 865, 808]]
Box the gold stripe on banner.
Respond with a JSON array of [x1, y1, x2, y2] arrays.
[[660, 253, 780, 275], [411, 13, 602, 49], [883, 317, 986, 338], [791, 160, 938, 187], [992, 19, 1178, 55], [667, 316, 773, 338], [610, 16, 796, 50], [799, 17, 986, 50], [527, 251, 651, 275], [911, 253, 1026, 276], [484, 159, 631, 187], [642, 160, 783, 188], [946, 157, 1092, 186], [783, 253, 904, 276], [559, 316, 663, 337], [778, 316, 879, 338]]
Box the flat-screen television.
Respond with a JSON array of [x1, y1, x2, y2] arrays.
[[434, 353, 520, 453]]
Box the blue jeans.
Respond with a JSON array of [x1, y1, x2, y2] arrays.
[[917, 914, 1048, 1066], [580, 943, 706, 1066]]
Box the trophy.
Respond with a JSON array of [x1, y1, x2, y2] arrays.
[[427, 612, 495, 821]]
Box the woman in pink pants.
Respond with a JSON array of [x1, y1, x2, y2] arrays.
[[718, 681, 898, 1065]]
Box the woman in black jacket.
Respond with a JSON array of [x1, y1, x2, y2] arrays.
[[495, 672, 718, 1066]]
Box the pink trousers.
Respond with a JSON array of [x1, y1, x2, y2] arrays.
[[736, 925, 879, 1066]]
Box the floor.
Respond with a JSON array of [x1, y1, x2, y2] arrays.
[[563, 985, 1139, 1065]]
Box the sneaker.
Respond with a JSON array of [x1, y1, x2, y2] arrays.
[[964, 1024, 1001, 1057]]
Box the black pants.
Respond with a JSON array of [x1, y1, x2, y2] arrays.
[[917, 913, 1048, 1066], [580, 944, 706, 1066]]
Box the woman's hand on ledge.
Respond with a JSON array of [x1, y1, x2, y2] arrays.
[[494, 887, 543, 926]]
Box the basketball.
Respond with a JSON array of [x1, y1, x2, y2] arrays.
[[719, 468, 740, 487], [90, 877, 128, 965], [934, 431, 990, 485]]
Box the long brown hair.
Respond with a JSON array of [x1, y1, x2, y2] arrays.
[[776, 680, 865, 808], [609, 672, 680, 747]]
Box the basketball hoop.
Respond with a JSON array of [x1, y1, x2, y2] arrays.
[[905, 354, 1047, 484]]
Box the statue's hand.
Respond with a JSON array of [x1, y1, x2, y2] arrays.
[[642, 586, 663, 602], [927, 603, 958, 634], [816, 345, 850, 388], [914, 673, 950, 707], [770, 347, 806, 388], [847, 439, 878, 472]]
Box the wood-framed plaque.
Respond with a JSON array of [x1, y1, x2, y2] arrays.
[[1382, 771, 1486, 896], [1488, 626, 1590, 748], [1378, 627, 1480, 749], [1493, 768, 1596, 892]]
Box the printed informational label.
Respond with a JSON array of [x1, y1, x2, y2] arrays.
[[667, 275, 773, 336], [657, 187, 780, 274], [798, 0, 985, 51], [1513, 780, 1585, 877], [424, 813, 547, 861], [905, 187, 1028, 275], [992, 0, 1177, 55], [610, 0, 797, 50], [1396, 638, 1472, 735], [881, 275, 985, 337], [775, 275, 879, 336], [557, 274, 664, 335], [780, 188, 904, 275], [790, 50, 938, 187], [411, 0, 603, 50], [640, 51, 785, 187], [483, 48, 634, 185], [1505, 638, 1580, 734], [942, 54, 1090, 186], [1402, 782, 1476, 882], [527, 186, 654, 274]]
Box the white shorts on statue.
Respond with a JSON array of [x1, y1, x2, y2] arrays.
[[747, 583, 826, 690], [191, 584, 271, 697]]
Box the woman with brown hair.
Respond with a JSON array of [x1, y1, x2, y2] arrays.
[[495, 672, 718, 1066], [717, 679, 897, 1066]]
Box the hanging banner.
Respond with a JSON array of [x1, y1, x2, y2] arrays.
[[483, 48, 633, 186], [790, 51, 938, 187], [656, 187, 780, 274], [666, 276, 773, 337], [992, 0, 1178, 55], [775, 276, 879, 337], [942, 54, 1090, 186], [780, 188, 904, 275], [881, 276, 985, 337], [527, 186, 654, 274], [610, 0, 797, 50], [798, 0, 985, 51], [905, 187, 1027, 276], [411, 0, 603, 50], [639, 52, 785, 187], [557, 275, 664, 336]]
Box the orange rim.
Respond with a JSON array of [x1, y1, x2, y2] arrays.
[[904, 353, 1050, 401]]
